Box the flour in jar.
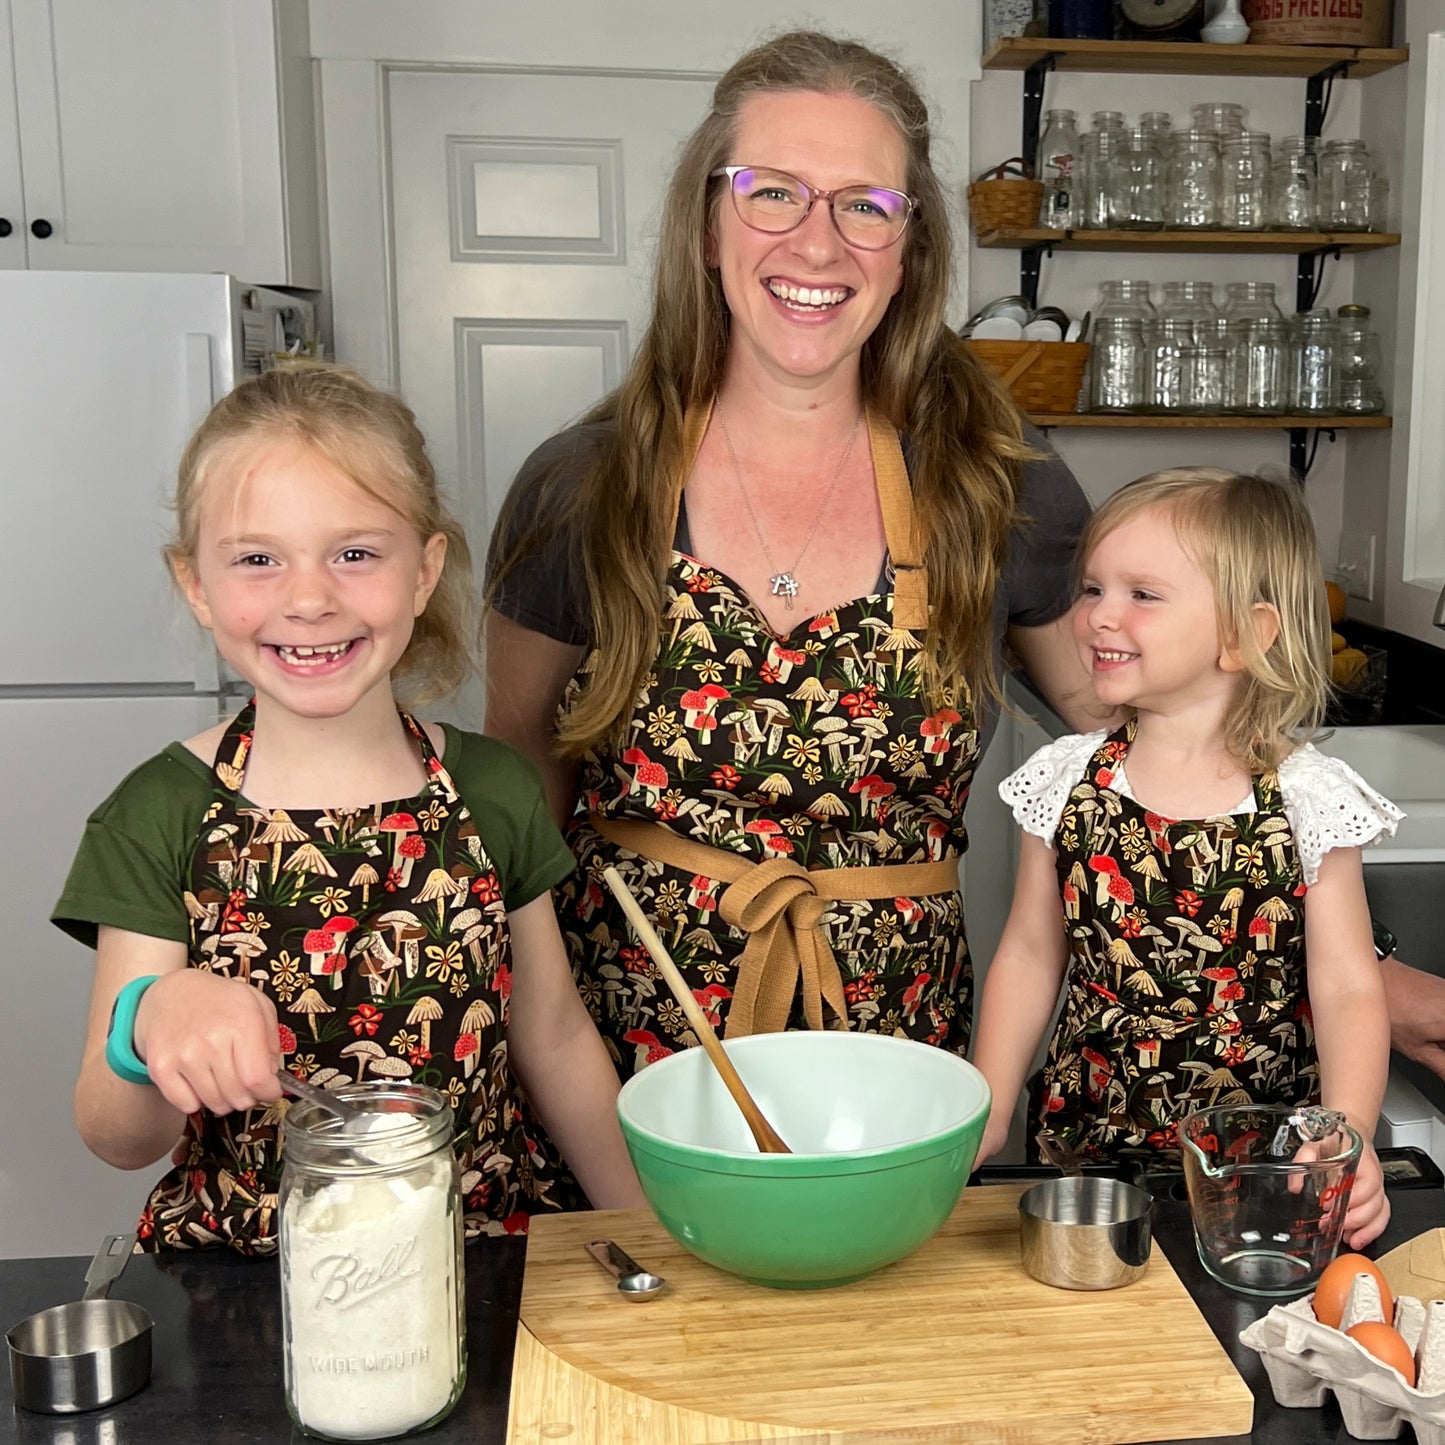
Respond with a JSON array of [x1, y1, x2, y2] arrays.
[[281, 1115, 464, 1442]]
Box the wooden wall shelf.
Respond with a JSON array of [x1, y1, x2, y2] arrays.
[[1028, 413, 1392, 430], [981, 38, 1408, 79], [977, 228, 1401, 254]]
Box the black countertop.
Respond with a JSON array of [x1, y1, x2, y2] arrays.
[[2, 1184, 1441, 1445]]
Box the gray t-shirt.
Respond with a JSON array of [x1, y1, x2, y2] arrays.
[[487, 419, 1089, 746]]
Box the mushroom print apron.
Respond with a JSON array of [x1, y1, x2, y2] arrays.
[[1033, 722, 1316, 1162], [555, 407, 976, 1074], [141, 701, 561, 1252]]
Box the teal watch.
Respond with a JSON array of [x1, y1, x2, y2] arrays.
[[105, 975, 159, 1085]]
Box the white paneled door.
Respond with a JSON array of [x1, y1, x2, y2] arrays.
[[386, 68, 713, 569]]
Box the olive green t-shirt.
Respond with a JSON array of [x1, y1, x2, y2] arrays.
[[52, 725, 574, 949]]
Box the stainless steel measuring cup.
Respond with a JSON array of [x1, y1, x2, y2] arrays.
[[7, 1233, 153, 1413]]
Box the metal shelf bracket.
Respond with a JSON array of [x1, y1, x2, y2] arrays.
[[1305, 60, 1352, 138], [1290, 426, 1337, 481], [1297, 245, 1342, 312], [1021, 241, 1052, 311], [1022, 54, 1058, 177]]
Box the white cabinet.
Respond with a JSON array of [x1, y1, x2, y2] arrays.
[[0, 0, 319, 284]]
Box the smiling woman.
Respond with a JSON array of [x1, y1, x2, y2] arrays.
[[481, 30, 1102, 1139]]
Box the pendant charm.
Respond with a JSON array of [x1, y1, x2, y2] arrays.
[[769, 572, 799, 607]]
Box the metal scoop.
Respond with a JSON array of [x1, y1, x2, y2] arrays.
[[584, 1239, 666, 1299], [7, 1233, 153, 1413]]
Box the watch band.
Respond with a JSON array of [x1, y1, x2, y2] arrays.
[[105, 975, 159, 1085]]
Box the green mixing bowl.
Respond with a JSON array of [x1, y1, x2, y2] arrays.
[[616, 1031, 990, 1288]]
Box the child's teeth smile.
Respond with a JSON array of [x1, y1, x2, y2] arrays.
[[1094, 648, 1137, 665], [275, 641, 356, 667], [766, 279, 850, 311]]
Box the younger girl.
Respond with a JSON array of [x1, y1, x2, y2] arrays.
[[54, 365, 643, 1252], [973, 468, 1400, 1248]]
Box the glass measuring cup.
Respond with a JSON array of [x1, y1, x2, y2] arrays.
[[1179, 1104, 1361, 1297]]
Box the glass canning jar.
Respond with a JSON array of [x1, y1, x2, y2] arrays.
[[1112, 128, 1166, 229], [280, 1083, 466, 1442], [1186, 343, 1228, 414], [1336, 303, 1385, 414], [1290, 308, 1339, 413], [1159, 280, 1221, 345], [1270, 136, 1317, 230], [1319, 139, 1373, 231], [1038, 108, 1081, 230], [1166, 129, 1221, 229], [1139, 111, 1174, 145], [1146, 318, 1196, 413], [1222, 282, 1288, 414], [1078, 125, 1123, 229], [1190, 101, 1247, 137], [1096, 279, 1158, 338], [1219, 132, 1271, 230], [1089, 316, 1148, 412]]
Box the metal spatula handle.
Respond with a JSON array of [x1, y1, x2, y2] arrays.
[[81, 1233, 138, 1301]]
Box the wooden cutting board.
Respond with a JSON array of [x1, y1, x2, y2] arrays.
[[506, 1184, 1254, 1444]]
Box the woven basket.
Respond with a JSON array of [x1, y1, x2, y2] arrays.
[[965, 339, 1090, 414], [967, 157, 1044, 237]]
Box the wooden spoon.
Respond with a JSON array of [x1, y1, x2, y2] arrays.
[[602, 866, 790, 1154]]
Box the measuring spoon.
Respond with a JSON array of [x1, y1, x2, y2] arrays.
[[584, 1239, 666, 1299]]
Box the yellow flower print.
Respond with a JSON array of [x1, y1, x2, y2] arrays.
[[292, 1053, 318, 1077], [694, 659, 724, 684], [782, 814, 810, 836], [657, 1000, 686, 1033], [391, 1029, 419, 1053], [887, 737, 921, 770], [309, 886, 351, 918], [804, 640, 825, 656], [269, 953, 302, 1002], [871, 913, 900, 947], [1118, 819, 1149, 861], [425, 940, 464, 983], [645, 707, 682, 746], [240, 913, 270, 934], [1237, 843, 1264, 871], [443, 1078, 467, 1108], [419, 801, 447, 832], [449, 972, 469, 998], [802, 764, 823, 785], [700, 960, 728, 984], [782, 734, 820, 767]]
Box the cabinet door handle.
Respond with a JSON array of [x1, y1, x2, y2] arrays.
[[0, 218, 11, 238], [30, 218, 53, 239]]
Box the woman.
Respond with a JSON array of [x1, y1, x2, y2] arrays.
[[485, 31, 1101, 1074]]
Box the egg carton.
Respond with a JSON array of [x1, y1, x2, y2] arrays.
[[1240, 1271, 1445, 1442]]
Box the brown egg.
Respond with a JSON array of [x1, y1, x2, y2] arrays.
[[1311, 1253, 1394, 1330], [1345, 1321, 1417, 1387]]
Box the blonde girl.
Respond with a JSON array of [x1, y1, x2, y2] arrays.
[[973, 468, 1400, 1248], [55, 365, 641, 1252]]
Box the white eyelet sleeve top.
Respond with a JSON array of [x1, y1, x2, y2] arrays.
[[998, 732, 1404, 886]]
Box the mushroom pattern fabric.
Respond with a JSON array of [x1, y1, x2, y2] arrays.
[[1026, 721, 1320, 1162], [140, 702, 567, 1252], [555, 480, 978, 1073]]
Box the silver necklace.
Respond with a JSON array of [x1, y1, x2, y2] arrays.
[[714, 404, 863, 609]]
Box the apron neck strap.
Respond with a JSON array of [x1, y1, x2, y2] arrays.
[[675, 400, 929, 626]]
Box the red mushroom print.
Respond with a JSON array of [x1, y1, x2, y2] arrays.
[[1134, 1037, 1161, 1069], [900, 972, 932, 1021], [1105, 873, 1135, 911], [848, 773, 897, 819], [619, 747, 669, 804], [765, 643, 807, 683], [894, 896, 925, 930], [918, 707, 964, 757], [1062, 878, 1080, 920], [744, 819, 784, 853], [1088, 855, 1122, 905], [453, 1031, 480, 1079], [693, 983, 732, 1028], [277, 1023, 297, 1057], [1201, 965, 1239, 1008], [622, 1028, 673, 1072], [303, 928, 336, 978], [923, 820, 951, 862], [377, 811, 419, 875], [1080, 1047, 1112, 1102], [396, 833, 427, 889], [1247, 915, 1276, 952], [808, 610, 839, 639]]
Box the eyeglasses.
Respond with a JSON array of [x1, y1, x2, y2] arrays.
[[710, 165, 916, 250]]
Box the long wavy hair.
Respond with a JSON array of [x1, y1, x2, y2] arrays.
[[488, 29, 1032, 754], [1078, 468, 1332, 771], [168, 364, 475, 704]]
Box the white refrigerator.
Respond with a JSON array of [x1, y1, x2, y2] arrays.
[[0, 272, 315, 1257]]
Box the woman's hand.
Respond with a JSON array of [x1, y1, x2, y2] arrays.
[[134, 970, 282, 1117], [975, 1113, 1012, 1170], [1343, 1142, 1390, 1250]]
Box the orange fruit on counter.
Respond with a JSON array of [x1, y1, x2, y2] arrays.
[[1331, 648, 1370, 688], [1312, 1253, 1394, 1329], [1326, 580, 1347, 623], [1345, 1321, 1417, 1386], [1331, 631, 1348, 654]]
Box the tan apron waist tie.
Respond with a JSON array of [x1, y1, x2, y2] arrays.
[[591, 815, 961, 1039]]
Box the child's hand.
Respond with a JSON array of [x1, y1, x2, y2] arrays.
[[1342, 1142, 1390, 1250], [133, 971, 283, 1117]]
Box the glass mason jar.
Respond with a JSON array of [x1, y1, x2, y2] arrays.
[[1089, 316, 1148, 412], [1139, 111, 1174, 146], [1190, 101, 1247, 138], [1222, 282, 1288, 414], [1146, 318, 1196, 413], [1369, 166, 1391, 232], [1159, 279, 1220, 345], [1336, 303, 1385, 414], [1078, 126, 1123, 229], [1319, 139, 1373, 231], [1096, 279, 1158, 339], [1186, 343, 1228, 413], [1038, 107, 1080, 230], [1166, 129, 1221, 229], [1270, 136, 1318, 230], [281, 1083, 466, 1442], [1290, 308, 1339, 413], [1219, 131, 1271, 230], [1112, 128, 1166, 229]]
